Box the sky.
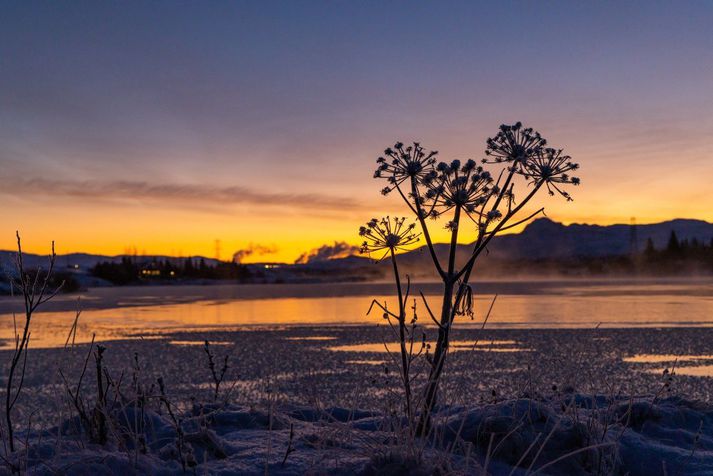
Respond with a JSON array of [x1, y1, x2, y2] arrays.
[[1, 1, 712, 263]]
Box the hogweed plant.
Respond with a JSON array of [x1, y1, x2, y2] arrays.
[[360, 217, 424, 435], [360, 123, 580, 434]]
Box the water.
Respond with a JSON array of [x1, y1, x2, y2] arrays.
[[0, 278, 711, 349], [328, 340, 522, 353], [625, 353, 713, 377]]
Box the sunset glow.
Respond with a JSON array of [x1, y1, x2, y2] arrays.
[[2, 2, 712, 262]]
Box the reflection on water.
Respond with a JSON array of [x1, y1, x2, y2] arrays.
[[557, 282, 713, 297], [452, 340, 517, 347], [624, 354, 713, 363], [169, 340, 231, 346], [284, 336, 338, 341], [329, 340, 525, 353], [659, 366, 713, 377], [625, 353, 713, 378], [345, 360, 386, 366], [1, 279, 712, 349]]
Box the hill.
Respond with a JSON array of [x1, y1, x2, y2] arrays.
[[2, 218, 712, 283], [379, 217, 713, 277]]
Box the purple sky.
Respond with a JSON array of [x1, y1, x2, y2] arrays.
[[1, 1, 712, 260]]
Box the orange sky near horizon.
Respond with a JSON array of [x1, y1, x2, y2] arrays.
[[3, 113, 713, 263], [2, 2, 712, 262], [3, 133, 713, 264]]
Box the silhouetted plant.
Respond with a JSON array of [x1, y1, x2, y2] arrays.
[[2, 233, 62, 454], [204, 341, 230, 402], [363, 123, 580, 433], [157, 376, 194, 471], [93, 345, 108, 444], [360, 217, 424, 434]]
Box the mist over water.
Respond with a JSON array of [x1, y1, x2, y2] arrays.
[[1, 278, 711, 349]]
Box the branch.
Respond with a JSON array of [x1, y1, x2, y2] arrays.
[[419, 292, 444, 330], [367, 299, 399, 320], [446, 206, 461, 278], [404, 180, 446, 278], [455, 181, 543, 282], [486, 208, 544, 234]]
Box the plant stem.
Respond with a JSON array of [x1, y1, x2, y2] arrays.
[[418, 205, 461, 434], [390, 250, 413, 426], [409, 180, 446, 279]]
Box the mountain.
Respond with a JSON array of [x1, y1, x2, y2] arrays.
[[486, 218, 713, 260], [1, 218, 712, 280], [381, 217, 713, 277]]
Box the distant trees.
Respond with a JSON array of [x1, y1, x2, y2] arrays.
[[91, 257, 251, 285], [666, 230, 681, 254], [636, 231, 713, 274], [557, 231, 713, 276], [0, 266, 80, 295], [91, 257, 138, 285]]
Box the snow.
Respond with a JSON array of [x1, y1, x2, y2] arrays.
[[3, 325, 713, 473], [3, 394, 713, 475]]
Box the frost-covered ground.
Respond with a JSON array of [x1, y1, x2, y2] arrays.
[[4, 395, 713, 474], [3, 326, 713, 474]]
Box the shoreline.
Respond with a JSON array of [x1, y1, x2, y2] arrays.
[[0, 276, 711, 315]]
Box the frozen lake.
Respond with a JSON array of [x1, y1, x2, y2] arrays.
[[1, 278, 712, 348]]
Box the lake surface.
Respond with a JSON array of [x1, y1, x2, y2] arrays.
[[1, 278, 712, 348]]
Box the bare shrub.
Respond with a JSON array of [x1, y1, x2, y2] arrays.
[[203, 340, 230, 402], [2, 233, 62, 454]]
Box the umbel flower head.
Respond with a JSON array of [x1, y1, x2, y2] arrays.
[[523, 148, 580, 200], [359, 216, 420, 261], [374, 142, 438, 195], [483, 122, 547, 172], [422, 159, 496, 220]]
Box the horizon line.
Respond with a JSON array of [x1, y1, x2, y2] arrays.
[[3, 215, 711, 262]]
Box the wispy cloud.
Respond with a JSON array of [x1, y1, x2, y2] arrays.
[[1, 178, 360, 211]]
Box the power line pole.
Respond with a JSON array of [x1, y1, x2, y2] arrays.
[[214, 239, 221, 262]]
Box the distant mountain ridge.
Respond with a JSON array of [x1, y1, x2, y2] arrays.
[[487, 217, 713, 259], [378, 217, 713, 276], [1, 218, 712, 273]]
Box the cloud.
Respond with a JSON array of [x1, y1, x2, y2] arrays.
[[232, 243, 279, 263], [1, 178, 360, 211], [295, 241, 360, 264]]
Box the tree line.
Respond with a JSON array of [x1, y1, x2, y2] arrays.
[[91, 257, 251, 285]]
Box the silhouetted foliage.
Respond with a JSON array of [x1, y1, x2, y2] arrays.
[[362, 122, 580, 434], [50, 271, 82, 292], [492, 230, 713, 277], [666, 230, 681, 254], [0, 269, 80, 294], [637, 231, 713, 274], [91, 256, 251, 285]]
